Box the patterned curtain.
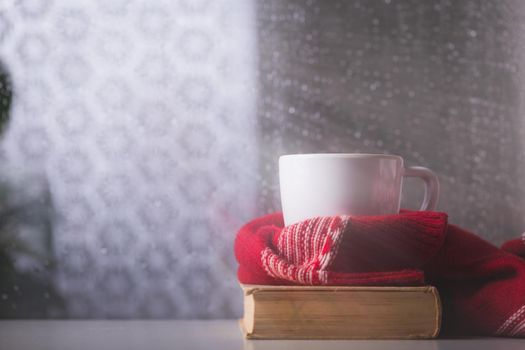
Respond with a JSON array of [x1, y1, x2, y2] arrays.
[[0, 0, 258, 318]]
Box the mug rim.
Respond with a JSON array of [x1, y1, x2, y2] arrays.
[[280, 153, 403, 161]]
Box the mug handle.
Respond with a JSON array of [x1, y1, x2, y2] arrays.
[[403, 166, 440, 211]]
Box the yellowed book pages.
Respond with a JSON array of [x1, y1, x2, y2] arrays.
[[240, 284, 441, 340]]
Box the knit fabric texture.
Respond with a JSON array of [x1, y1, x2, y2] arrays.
[[234, 211, 525, 337]]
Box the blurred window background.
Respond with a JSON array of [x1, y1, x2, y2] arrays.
[[0, 0, 524, 318]]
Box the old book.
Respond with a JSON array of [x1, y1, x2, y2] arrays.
[[240, 284, 441, 339]]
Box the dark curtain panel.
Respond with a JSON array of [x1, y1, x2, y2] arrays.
[[257, 0, 525, 244]]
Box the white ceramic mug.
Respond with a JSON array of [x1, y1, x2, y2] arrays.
[[279, 153, 439, 226]]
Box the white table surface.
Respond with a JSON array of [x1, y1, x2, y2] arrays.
[[0, 320, 523, 350]]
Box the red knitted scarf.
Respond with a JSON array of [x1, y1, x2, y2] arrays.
[[234, 211, 525, 337]]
